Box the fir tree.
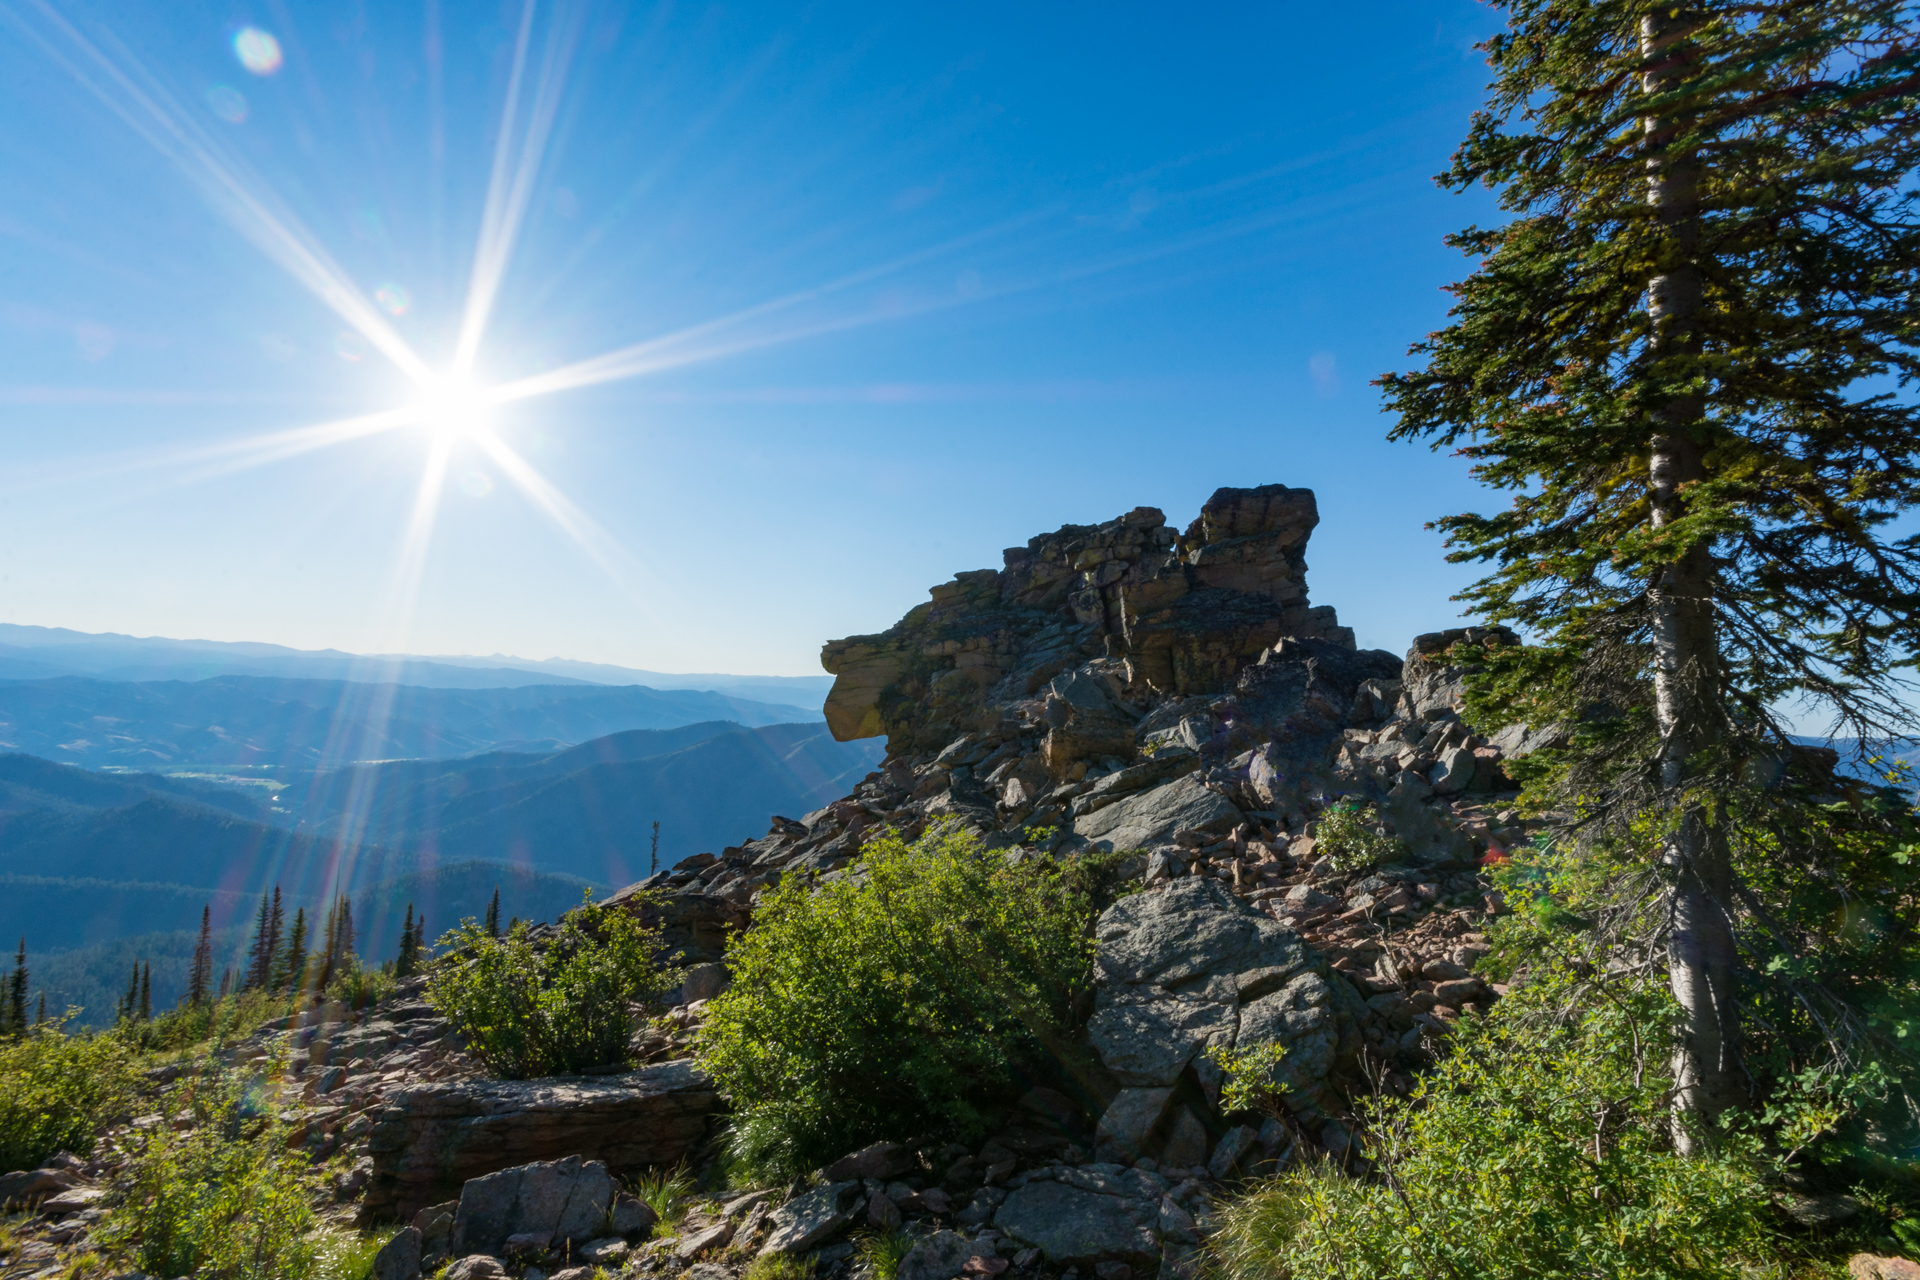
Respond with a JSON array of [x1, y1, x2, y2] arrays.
[[245, 890, 273, 991], [138, 962, 151, 1022], [34, 993, 45, 1026], [218, 968, 231, 1000], [186, 904, 214, 1007], [279, 908, 308, 995], [413, 911, 428, 968], [485, 888, 501, 938], [1381, 0, 1920, 1136], [266, 887, 284, 983], [5, 937, 26, 1035], [120, 962, 140, 1022], [395, 903, 417, 977]]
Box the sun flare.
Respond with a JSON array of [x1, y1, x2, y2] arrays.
[[412, 372, 490, 440]]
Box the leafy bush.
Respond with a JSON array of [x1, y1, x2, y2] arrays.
[[124, 986, 296, 1055], [1312, 799, 1403, 871], [631, 1164, 695, 1229], [1207, 983, 1800, 1280], [745, 1253, 816, 1280], [327, 963, 396, 1013], [696, 821, 1098, 1179], [0, 1019, 138, 1170], [101, 1065, 318, 1280], [854, 1230, 914, 1280], [425, 893, 678, 1079]]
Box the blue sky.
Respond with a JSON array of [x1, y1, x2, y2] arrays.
[[0, 0, 1506, 676]]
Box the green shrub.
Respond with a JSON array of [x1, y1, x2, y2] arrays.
[[1207, 985, 1800, 1280], [696, 820, 1098, 1180], [327, 963, 396, 1013], [101, 1065, 318, 1280], [854, 1230, 915, 1280], [631, 1164, 696, 1229], [124, 986, 297, 1055], [1312, 799, 1403, 871], [425, 893, 678, 1079], [745, 1252, 816, 1280], [0, 1019, 138, 1170]]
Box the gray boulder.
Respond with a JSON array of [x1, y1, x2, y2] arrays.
[[758, 1180, 862, 1257], [1074, 775, 1242, 851], [1084, 879, 1356, 1163], [373, 1226, 422, 1280], [896, 1230, 974, 1280], [993, 1180, 1159, 1266], [442, 1259, 508, 1280], [450, 1156, 615, 1258], [363, 1059, 718, 1221]]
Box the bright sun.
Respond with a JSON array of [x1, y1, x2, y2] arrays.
[[413, 373, 489, 440]]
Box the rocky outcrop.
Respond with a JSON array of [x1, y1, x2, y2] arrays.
[[450, 1156, 615, 1258], [821, 487, 1354, 759], [362, 1060, 719, 1220]]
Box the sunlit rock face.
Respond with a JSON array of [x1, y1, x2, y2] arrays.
[[819, 484, 1354, 757]]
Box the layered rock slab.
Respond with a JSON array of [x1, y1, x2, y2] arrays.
[[363, 1060, 718, 1221]]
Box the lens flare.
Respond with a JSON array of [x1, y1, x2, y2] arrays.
[[374, 283, 411, 316], [205, 85, 247, 123], [233, 28, 282, 76]]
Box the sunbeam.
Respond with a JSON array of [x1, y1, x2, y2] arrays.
[[8, 1, 435, 385], [452, 0, 585, 378]]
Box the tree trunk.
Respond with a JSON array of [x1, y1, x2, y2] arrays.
[[1642, 11, 1744, 1145]]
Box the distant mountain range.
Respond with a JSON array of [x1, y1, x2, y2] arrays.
[[0, 624, 833, 707], [281, 720, 884, 886], [0, 718, 883, 1022], [0, 673, 820, 769]]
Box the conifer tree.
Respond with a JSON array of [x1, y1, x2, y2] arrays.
[[395, 903, 417, 977], [120, 962, 140, 1022], [485, 888, 501, 938], [5, 937, 26, 1034], [245, 890, 273, 991], [1382, 0, 1920, 1136], [279, 908, 308, 995], [186, 905, 214, 1007], [138, 962, 151, 1022], [266, 887, 284, 980], [34, 993, 45, 1026], [413, 911, 428, 968]]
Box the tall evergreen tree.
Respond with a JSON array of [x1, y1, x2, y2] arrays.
[[1381, 0, 1920, 1137], [138, 961, 151, 1022], [245, 890, 273, 991], [485, 888, 501, 938], [279, 908, 308, 995], [120, 961, 140, 1022], [395, 903, 417, 977], [413, 911, 428, 967], [34, 993, 45, 1026], [186, 905, 214, 1007], [5, 937, 26, 1035]]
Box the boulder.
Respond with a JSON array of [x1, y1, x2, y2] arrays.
[[1074, 775, 1242, 851], [758, 1180, 862, 1256], [0, 1168, 74, 1208], [450, 1156, 615, 1258], [363, 1060, 719, 1220], [609, 1193, 657, 1237], [373, 1226, 423, 1280], [993, 1180, 1159, 1267], [823, 1140, 917, 1182], [1851, 1257, 1920, 1280], [1083, 878, 1357, 1159], [442, 1258, 508, 1280], [897, 1230, 975, 1280]]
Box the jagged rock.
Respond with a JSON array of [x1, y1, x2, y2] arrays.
[[993, 1179, 1160, 1267], [821, 488, 1355, 754], [363, 1061, 718, 1220], [1086, 878, 1359, 1159], [1852, 1256, 1920, 1280], [610, 1193, 657, 1237], [450, 1156, 615, 1258], [675, 1221, 734, 1259], [1073, 774, 1242, 851], [442, 1257, 509, 1280], [373, 1227, 423, 1280], [0, 1168, 74, 1209], [759, 1181, 862, 1256], [823, 1141, 916, 1182], [897, 1230, 975, 1280]]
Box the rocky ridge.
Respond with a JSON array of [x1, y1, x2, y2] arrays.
[[2, 484, 1551, 1280]]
